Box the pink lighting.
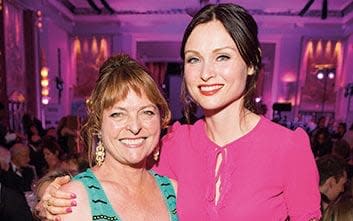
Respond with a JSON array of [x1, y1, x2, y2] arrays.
[[40, 66, 48, 77], [41, 88, 49, 96], [316, 72, 324, 80], [100, 38, 108, 59], [37, 22, 43, 29], [304, 41, 314, 59], [328, 72, 335, 79], [325, 41, 332, 58], [92, 37, 98, 54], [282, 72, 296, 83], [315, 40, 323, 58], [41, 97, 49, 105], [73, 38, 81, 55], [41, 79, 49, 87]]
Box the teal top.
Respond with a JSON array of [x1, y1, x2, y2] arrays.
[[73, 168, 178, 221]]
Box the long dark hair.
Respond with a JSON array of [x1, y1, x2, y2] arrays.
[[180, 3, 262, 121]]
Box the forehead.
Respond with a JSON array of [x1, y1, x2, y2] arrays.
[[185, 20, 235, 50], [112, 89, 154, 108]]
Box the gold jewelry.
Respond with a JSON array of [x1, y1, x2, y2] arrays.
[[95, 133, 105, 166], [153, 150, 160, 161]]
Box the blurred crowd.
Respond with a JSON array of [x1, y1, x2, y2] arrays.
[[0, 103, 88, 220]]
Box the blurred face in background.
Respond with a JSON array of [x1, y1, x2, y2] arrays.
[[43, 147, 60, 168], [11, 144, 30, 167], [328, 171, 348, 201]]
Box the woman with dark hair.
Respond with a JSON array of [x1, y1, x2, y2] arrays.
[[41, 139, 64, 175], [37, 3, 320, 220]]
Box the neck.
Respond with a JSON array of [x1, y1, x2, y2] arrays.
[[94, 158, 150, 191], [319, 185, 332, 211], [48, 159, 59, 169], [11, 161, 20, 168], [203, 101, 259, 146]]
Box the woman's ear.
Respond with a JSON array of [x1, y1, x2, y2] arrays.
[[327, 176, 336, 188]]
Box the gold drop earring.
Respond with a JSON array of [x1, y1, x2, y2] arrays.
[[95, 133, 105, 166]]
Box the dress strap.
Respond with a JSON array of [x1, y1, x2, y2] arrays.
[[74, 169, 121, 221], [149, 170, 178, 221]]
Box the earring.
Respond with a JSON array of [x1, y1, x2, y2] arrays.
[[153, 150, 160, 161], [95, 133, 105, 166]]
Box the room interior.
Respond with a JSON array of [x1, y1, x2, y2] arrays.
[[1, 0, 353, 131]]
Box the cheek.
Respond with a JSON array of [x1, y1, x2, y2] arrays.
[[144, 119, 161, 133], [184, 65, 200, 82]]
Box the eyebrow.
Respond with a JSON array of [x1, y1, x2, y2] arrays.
[[184, 46, 238, 55], [110, 104, 157, 112]]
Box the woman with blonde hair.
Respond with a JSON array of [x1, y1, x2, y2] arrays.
[[37, 54, 177, 221]]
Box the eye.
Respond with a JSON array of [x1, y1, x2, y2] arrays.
[[110, 112, 124, 118], [186, 56, 199, 64], [143, 110, 156, 116], [216, 55, 230, 61]]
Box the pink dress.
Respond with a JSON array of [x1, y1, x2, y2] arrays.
[[155, 116, 321, 221]]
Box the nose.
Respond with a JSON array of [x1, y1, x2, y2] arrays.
[[126, 115, 142, 135], [200, 61, 215, 82]]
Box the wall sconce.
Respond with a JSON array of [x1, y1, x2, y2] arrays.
[[36, 10, 43, 29], [40, 66, 49, 105]]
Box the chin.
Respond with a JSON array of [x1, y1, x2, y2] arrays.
[[127, 160, 147, 168]]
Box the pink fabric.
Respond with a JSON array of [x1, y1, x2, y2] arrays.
[[155, 116, 321, 221]]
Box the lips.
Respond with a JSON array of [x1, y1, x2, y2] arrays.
[[119, 137, 146, 147], [199, 84, 224, 96]]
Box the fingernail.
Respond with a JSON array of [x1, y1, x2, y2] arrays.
[[66, 207, 72, 213], [71, 193, 76, 198], [71, 200, 77, 206]]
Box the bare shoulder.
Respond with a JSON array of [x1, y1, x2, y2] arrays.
[[60, 180, 91, 221], [170, 178, 178, 195]]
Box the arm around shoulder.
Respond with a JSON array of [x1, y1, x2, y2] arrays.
[[59, 181, 91, 221]]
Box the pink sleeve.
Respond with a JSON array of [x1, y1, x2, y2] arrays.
[[283, 128, 321, 220], [153, 122, 183, 180]]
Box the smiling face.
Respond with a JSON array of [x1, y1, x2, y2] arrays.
[[183, 20, 253, 112], [101, 89, 161, 167]]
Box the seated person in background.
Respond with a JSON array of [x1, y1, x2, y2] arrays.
[[322, 197, 353, 221], [312, 129, 333, 158], [332, 139, 351, 161], [0, 181, 33, 221], [343, 123, 353, 149], [57, 116, 80, 154], [0, 142, 36, 194], [331, 122, 347, 142], [41, 139, 64, 176], [60, 153, 89, 175], [322, 166, 353, 221], [317, 154, 348, 213], [28, 126, 46, 178], [39, 54, 177, 221], [0, 146, 10, 171]]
